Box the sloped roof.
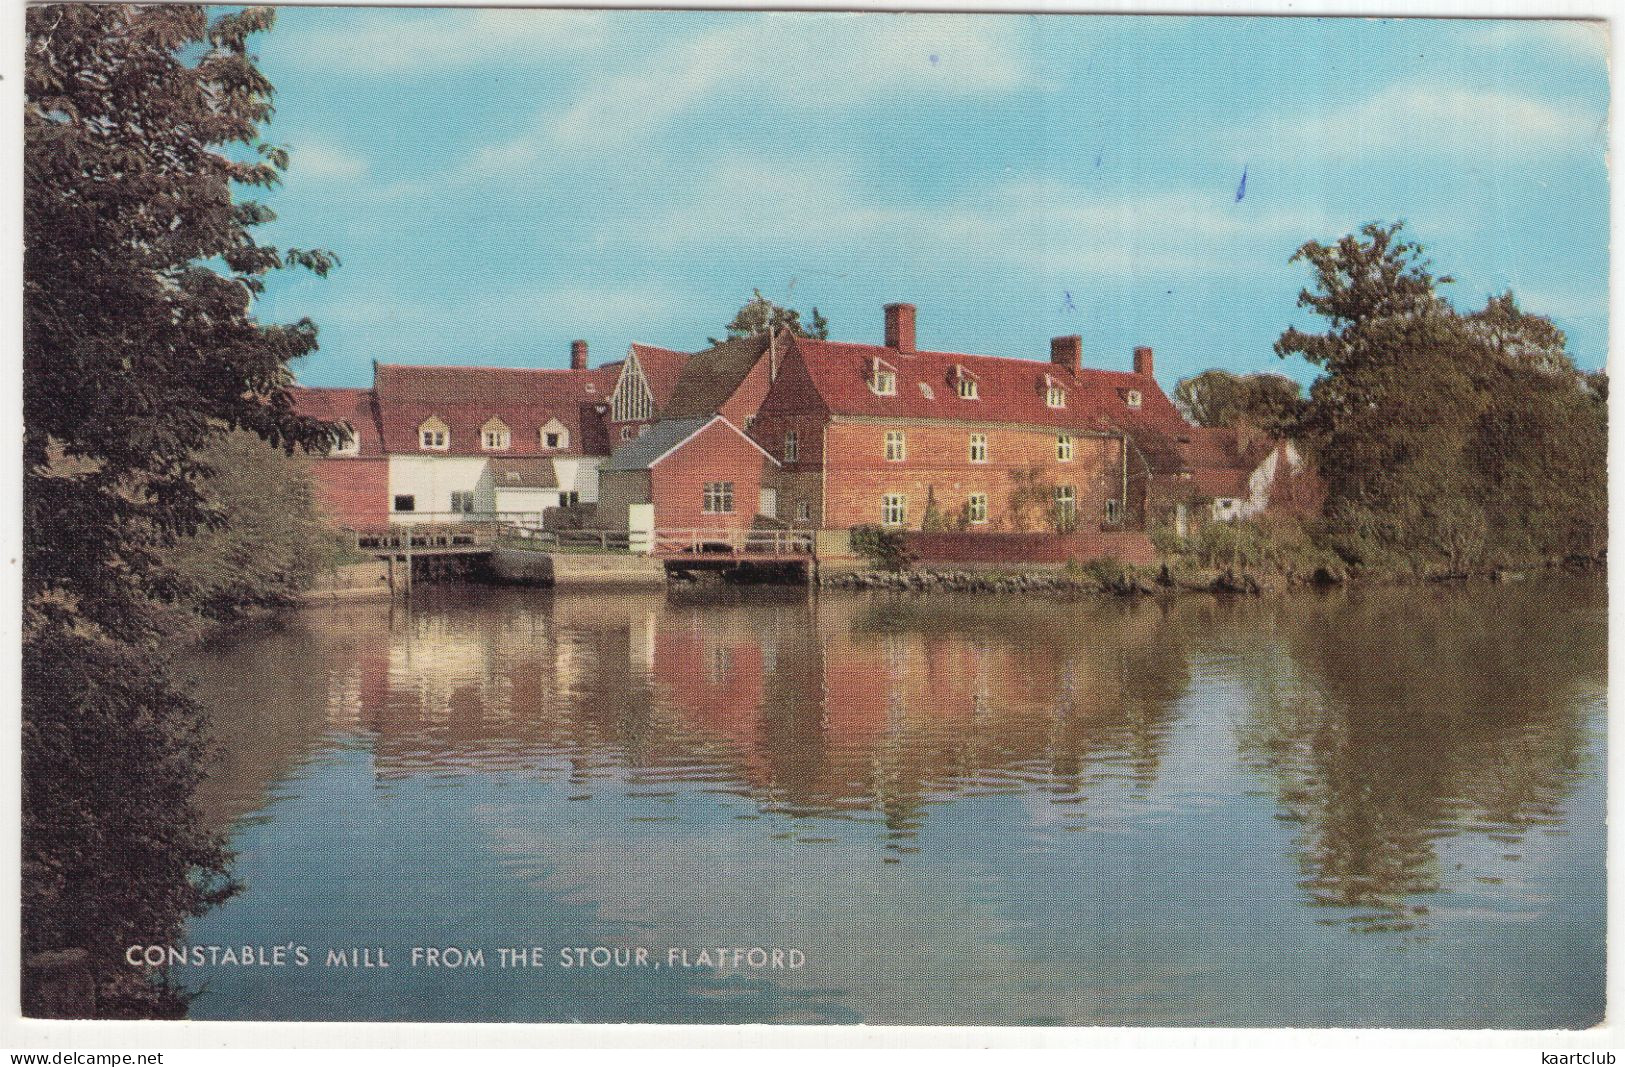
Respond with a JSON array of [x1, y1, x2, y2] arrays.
[[627, 344, 691, 409], [487, 457, 558, 489], [290, 386, 384, 456], [602, 415, 778, 472], [661, 335, 773, 419], [372, 362, 620, 456], [1185, 426, 1278, 499], [781, 335, 1184, 436]]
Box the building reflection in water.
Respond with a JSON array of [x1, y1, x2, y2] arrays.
[[187, 578, 1600, 934]]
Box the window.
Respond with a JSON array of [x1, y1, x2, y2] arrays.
[[967, 493, 988, 525], [957, 376, 979, 400], [481, 421, 510, 450], [543, 431, 562, 449], [968, 433, 988, 463], [393, 495, 416, 513], [743, 415, 756, 430], [1126, 389, 1143, 409], [796, 501, 811, 523], [882, 493, 907, 527], [783, 431, 799, 463], [418, 419, 448, 450], [1054, 484, 1077, 529], [450, 491, 475, 514], [871, 363, 897, 396], [620, 426, 634, 441], [1046, 384, 1067, 409], [561, 491, 580, 507], [884, 431, 906, 462], [1056, 434, 1074, 462], [1105, 499, 1122, 525], [702, 481, 735, 514]]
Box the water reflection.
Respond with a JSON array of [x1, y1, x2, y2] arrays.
[[182, 578, 1605, 1025]]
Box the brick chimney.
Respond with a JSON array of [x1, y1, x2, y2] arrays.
[[570, 340, 589, 370], [884, 303, 916, 354], [1050, 335, 1082, 375], [1133, 345, 1154, 377]]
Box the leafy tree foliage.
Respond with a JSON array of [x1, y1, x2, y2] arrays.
[[1276, 222, 1605, 571], [24, 4, 336, 1015], [708, 288, 829, 346], [1172, 369, 1306, 435]]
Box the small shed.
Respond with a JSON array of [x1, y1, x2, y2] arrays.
[[487, 457, 561, 520], [598, 416, 779, 532]]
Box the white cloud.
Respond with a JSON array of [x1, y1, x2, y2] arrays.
[[1466, 19, 1609, 63], [286, 143, 369, 182], [322, 284, 683, 334], [617, 156, 1332, 279], [469, 14, 1033, 173], [283, 9, 609, 73], [1232, 80, 1602, 164]]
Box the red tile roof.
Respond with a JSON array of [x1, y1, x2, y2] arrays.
[[290, 386, 384, 456], [627, 344, 691, 409], [372, 363, 620, 457], [781, 335, 1192, 440], [1185, 426, 1278, 499]]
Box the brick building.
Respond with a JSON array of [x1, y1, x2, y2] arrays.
[[597, 415, 778, 533]]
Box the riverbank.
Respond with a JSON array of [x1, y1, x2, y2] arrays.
[[816, 554, 1604, 598]]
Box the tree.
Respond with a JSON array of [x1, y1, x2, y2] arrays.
[[24, 4, 336, 1015], [1276, 222, 1605, 570], [708, 288, 829, 346], [1172, 369, 1306, 435]]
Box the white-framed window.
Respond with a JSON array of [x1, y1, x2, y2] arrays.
[[620, 426, 634, 441], [1126, 389, 1143, 409], [968, 433, 988, 463], [881, 493, 907, 527], [796, 501, 811, 523], [1106, 499, 1122, 525], [543, 431, 562, 449], [884, 430, 906, 462], [1046, 384, 1067, 409], [418, 418, 449, 450], [702, 481, 734, 514], [450, 490, 476, 514], [967, 493, 988, 525], [1057, 433, 1074, 462], [871, 363, 897, 396], [481, 420, 511, 451], [957, 376, 979, 400], [331, 423, 359, 457], [1054, 484, 1077, 528], [783, 431, 799, 463]]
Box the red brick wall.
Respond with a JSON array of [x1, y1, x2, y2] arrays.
[[650, 420, 773, 531], [310, 458, 389, 530], [819, 421, 1124, 531], [903, 530, 1158, 567]]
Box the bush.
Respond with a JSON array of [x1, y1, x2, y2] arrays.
[[849, 524, 914, 571]]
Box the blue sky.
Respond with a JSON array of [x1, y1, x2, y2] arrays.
[[243, 9, 1611, 388]]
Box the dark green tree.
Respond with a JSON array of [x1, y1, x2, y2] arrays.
[[1276, 223, 1605, 570], [24, 4, 336, 1015], [1172, 368, 1306, 435], [708, 288, 829, 345]]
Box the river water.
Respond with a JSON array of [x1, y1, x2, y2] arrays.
[[178, 577, 1605, 1027]]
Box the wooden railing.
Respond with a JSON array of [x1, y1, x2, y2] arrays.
[[350, 511, 545, 553], [496, 526, 633, 552], [652, 528, 815, 558]]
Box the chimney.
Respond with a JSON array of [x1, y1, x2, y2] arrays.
[[884, 303, 916, 354], [570, 340, 589, 370], [1050, 335, 1082, 376], [1133, 345, 1154, 377]]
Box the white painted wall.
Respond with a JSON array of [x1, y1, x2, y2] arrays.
[[553, 457, 603, 503], [387, 456, 488, 522]]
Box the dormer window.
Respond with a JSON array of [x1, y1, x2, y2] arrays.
[[1126, 389, 1143, 409], [418, 417, 449, 451], [1046, 384, 1067, 409], [331, 422, 360, 457], [540, 418, 570, 451], [870, 358, 897, 396], [481, 417, 511, 451], [952, 365, 980, 400]]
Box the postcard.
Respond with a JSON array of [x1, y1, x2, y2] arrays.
[[16, 1, 1610, 1037]]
